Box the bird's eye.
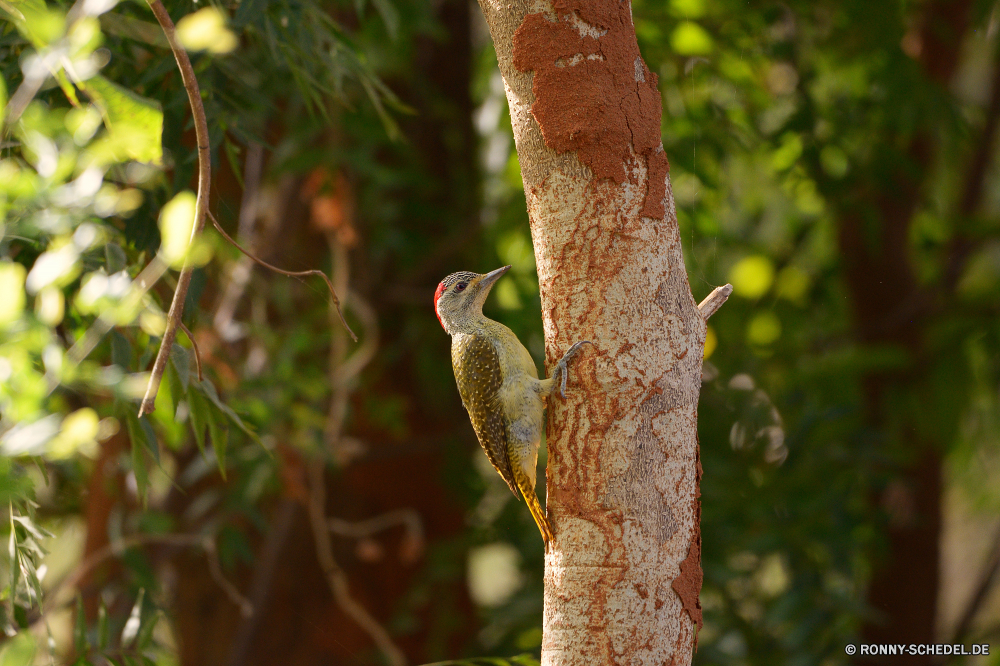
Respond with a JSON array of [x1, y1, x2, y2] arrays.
[[455, 282, 468, 292]]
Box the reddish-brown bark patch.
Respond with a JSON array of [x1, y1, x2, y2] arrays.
[[672, 537, 703, 642], [511, 0, 669, 219]]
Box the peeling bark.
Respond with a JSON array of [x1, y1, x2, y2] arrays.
[[475, 0, 708, 662]]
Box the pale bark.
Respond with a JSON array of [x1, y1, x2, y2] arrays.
[[475, 0, 716, 663]]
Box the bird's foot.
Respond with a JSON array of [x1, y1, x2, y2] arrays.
[[554, 341, 592, 399]]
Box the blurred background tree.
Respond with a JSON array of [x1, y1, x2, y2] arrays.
[[1, 0, 999, 663]]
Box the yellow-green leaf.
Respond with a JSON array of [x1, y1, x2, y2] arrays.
[[729, 255, 775, 299], [0, 262, 26, 327], [158, 190, 196, 267], [671, 21, 713, 56], [175, 7, 237, 54], [79, 75, 163, 164]]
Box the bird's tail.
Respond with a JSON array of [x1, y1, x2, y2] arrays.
[[517, 473, 554, 549]]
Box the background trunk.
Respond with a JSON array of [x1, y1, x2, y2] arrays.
[[476, 0, 709, 662]]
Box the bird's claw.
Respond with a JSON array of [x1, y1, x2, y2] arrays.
[[555, 341, 592, 399]]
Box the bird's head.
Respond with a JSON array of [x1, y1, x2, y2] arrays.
[[433, 265, 510, 334]]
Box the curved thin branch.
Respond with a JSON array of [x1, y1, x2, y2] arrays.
[[329, 508, 425, 562], [209, 211, 357, 341], [307, 462, 407, 666], [304, 229, 403, 665], [138, 0, 212, 418]]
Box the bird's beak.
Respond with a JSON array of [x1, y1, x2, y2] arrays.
[[478, 265, 511, 294]]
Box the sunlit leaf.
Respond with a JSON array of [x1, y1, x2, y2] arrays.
[[770, 132, 803, 171], [35, 287, 64, 325], [704, 325, 717, 359], [79, 75, 163, 165], [25, 243, 80, 294], [1, 416, 61, 456], [157, 190, 196, 267], [670, 0, 705, 17], [670, 21, 712, 56], [4, 0, 64, 47], [48, 408, 100, 459], [0, 631, 35, 666], [176, 7, 237, 54], [0, 262, 26, 327], [729, 256, 775, 299]]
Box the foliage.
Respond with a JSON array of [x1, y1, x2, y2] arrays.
[[0, 0, 997, 661], [0, 0, 414, 660]]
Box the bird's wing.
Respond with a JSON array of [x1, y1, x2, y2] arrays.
[[452, 334, 520, 499]]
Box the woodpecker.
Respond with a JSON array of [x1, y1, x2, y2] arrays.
[[434, 265, 590, 548]]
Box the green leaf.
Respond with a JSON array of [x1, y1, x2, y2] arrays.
[[135, 610, 159, 649], [0, 632, 36, 666], [74, 595, 86, 654], [125, 413, 149, 506], [200, 379, 260, 444], [208, 412, 228, 479], [111, 330, 132, 370], [98, 12, 168, 48], [2, 0, 64, 47], [170, 344, 191, 391], [670, 20, 713, 56], [97, 599, 109, 650], [78, 75, 163, 165], [369, 0, 399, 39], [188, 389, 209, 457]]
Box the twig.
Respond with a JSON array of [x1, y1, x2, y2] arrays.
[[208, 211, 357, 342], [329, 509, 424, 562], [65, 256, 168, 367], [33, 533, 251, 630], [328, 509, 422, 541], [307, 462, 406, 666], [138, 0, 212, 418], [214, 142, 265, 342], [179, 321, 203, 381], [697, 283, 733, 320], [303, 229, 403, 665]]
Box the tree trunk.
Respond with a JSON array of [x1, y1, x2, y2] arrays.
[[475, 0, 714, 662]]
